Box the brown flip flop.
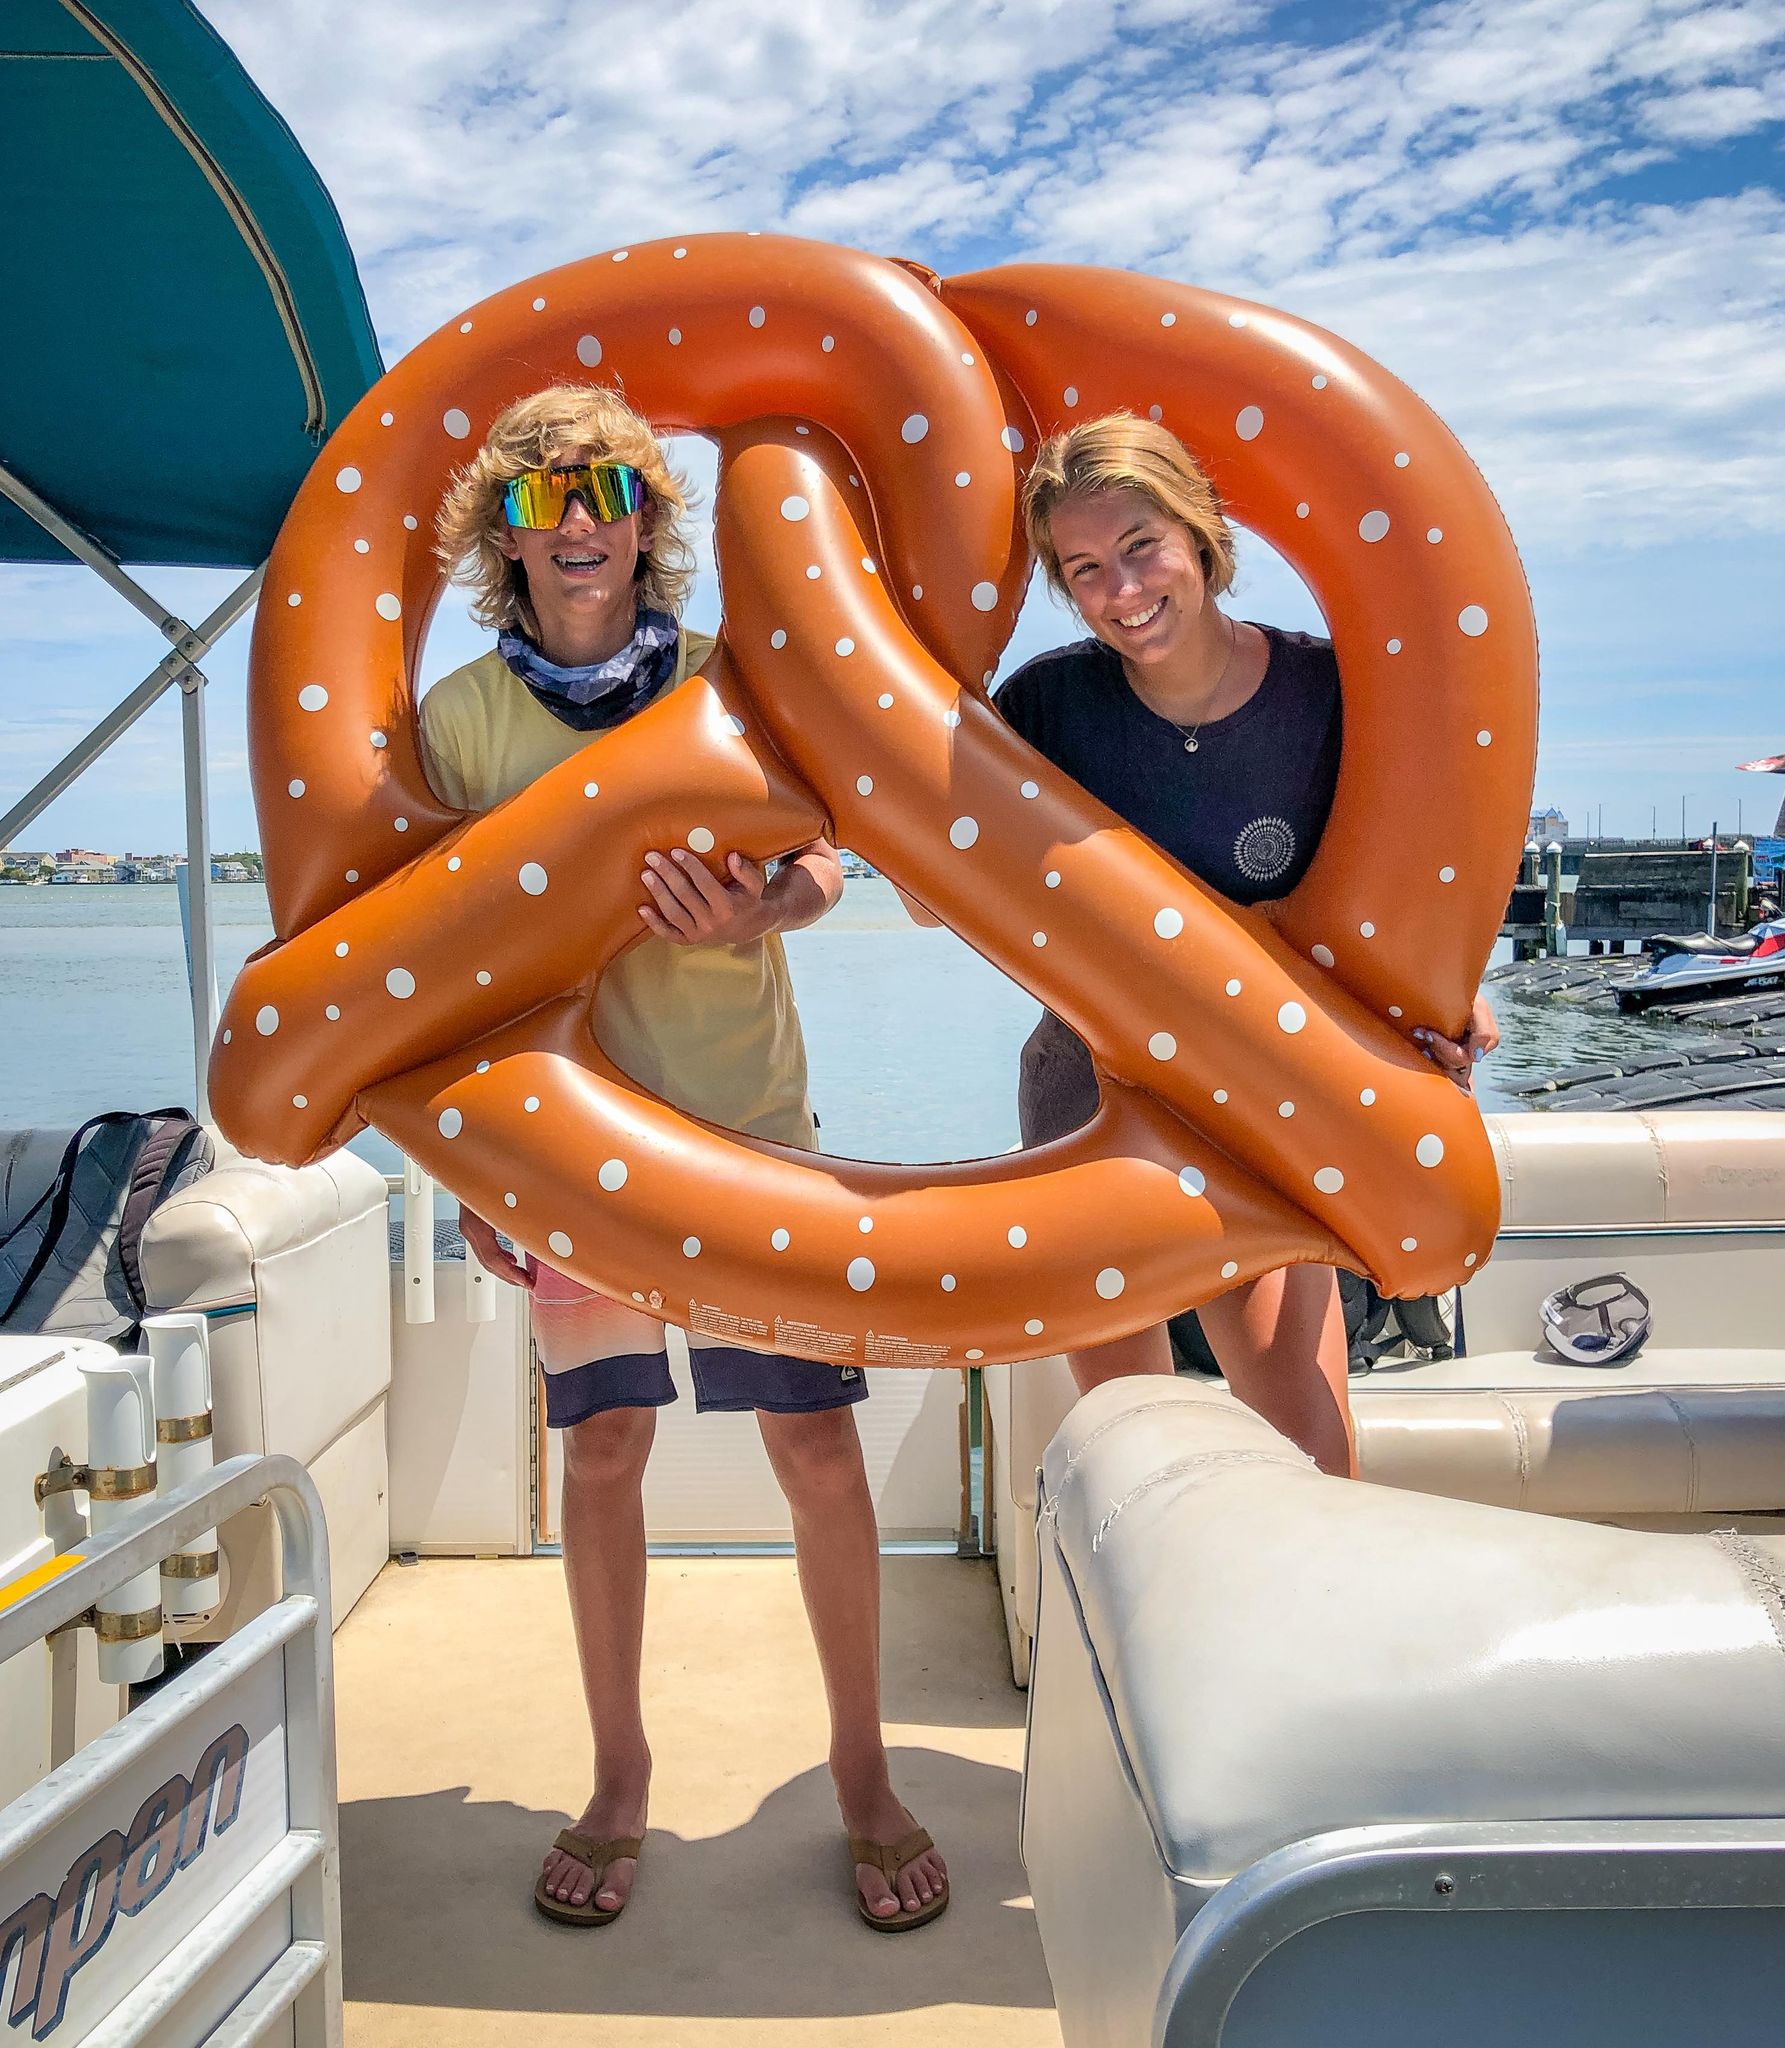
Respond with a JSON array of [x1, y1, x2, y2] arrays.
[[849, 1825, 949, 1932], [533, 1829, 643, 1927]]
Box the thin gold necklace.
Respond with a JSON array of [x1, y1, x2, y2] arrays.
[[1163, 612, 1238, 754]]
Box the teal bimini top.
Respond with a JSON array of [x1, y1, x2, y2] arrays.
[[0, 0, 383, 567]]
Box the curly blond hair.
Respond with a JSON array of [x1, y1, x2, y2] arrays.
[[1022, 411, 1236, 603], [435, 384, 696, 634]]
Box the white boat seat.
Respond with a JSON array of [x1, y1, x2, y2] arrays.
[[1025, 1376, 1785, 2045]]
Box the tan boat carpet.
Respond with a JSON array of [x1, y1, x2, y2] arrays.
[[333, 1555, 1061, 2046]]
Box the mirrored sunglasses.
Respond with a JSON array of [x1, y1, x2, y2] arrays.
[[502, 462, 645, 528]]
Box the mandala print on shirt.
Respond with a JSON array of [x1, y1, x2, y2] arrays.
[[1234, 815, 1297, 885]]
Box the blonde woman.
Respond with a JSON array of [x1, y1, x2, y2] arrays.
[[993, 413, 1498, 1476], [424, 386, 948, 1933]]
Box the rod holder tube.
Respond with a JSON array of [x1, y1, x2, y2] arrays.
[[404, 1158, 437, 1325], [79, 1352, 163, 1684], [463, 1234, 497, 1323], [147, 1313, 221, 1620]]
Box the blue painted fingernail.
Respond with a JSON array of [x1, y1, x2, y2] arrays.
[[1473, 1044, 1487, 1061]]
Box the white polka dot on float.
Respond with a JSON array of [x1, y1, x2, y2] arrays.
[[1402, 1237, 1419, 1252], [1476, 730, 1493, 747], [1160, 310, 1177, 327], [1149, 405, 1164, 422], [1278, 1002, 1307, 1034], [326, 1005, 341, 1021], [1221, 1259, 1240, 1278], [1001, 426, 1025, 452], [683, 1236, 702, 1258], [459, 319, 473, 333], [1416, 1135, 1445, 1168], [1459, 605, 1489, 636], [1296, 502, 1309, 519], [1025, 309, 1038, 326], [805, 565, 821, 580], [1359, 510, 1390, 543], [1394, 451, 1410, 468], [476, 969, 491, 985], [1213, 1088, 1229, 1103], [1278, 1101, 1295, 1118], [394, 817, 409, 832], [1427, 528, 1443, 544], [375, 592, 401, 620], [1360, 1088, 1377, 1105], [532, 298, 546, 312], [1095, 1267, 1126, 1299], [877, 693, 894, 710], [504, 1193, 517, 1208], [438, 1109, 463, 1139], [770, 629, 787, 648], [1311, 373, 1327, 388], [403, 515, 418, 531], [1044, 870, 1061, 888], [292, 1094, 307, 1109], [1025, 1318, 1045, 1336], [1464, 1252, 1478, 1268], [1439, 866, 1456, 883], [1386, 638, 1402, 654], [442, 409, 470, 439], [1312, 945, 1335, 967], [1313, 1167, 1345, 1194], [1155, 908, 1184, 938], [1063, 385, 1079, 406], [1235, 405, 1264, 441], [288, 779, 305, 798], [954, 472, 971, 488], [771, 1227, 790, 1250], [971, 581, 999, 611], [668, 328, 682, 345], [1149, 1032, 1177, 1060], [1360, 921, 1376, 938], [335, 941, 349, 957], [949, 817, 979, 849], [369, 729, 387, 748], [1178, 1166, 1206, 1197], [386, 969, 416, 999], [687, 827, 715, 853], [1225, 978, 1242, 996], [940, 1273, 957, 1291], [549, 1231, 574, 1258], [1007, 1226, 1028, 1248], [835, 638, 854, 657], [901, 414, 929, 443], [1020, 781, 1039, 800], [748, 305, 766, 327], [576, 336, 602, 366], [335, 467, 361, 493], [1031, 932, 1047, 947], [856, 776, 874, 796], [598, 1159, 629, 1192], [847, 1257, 875, 1292], [966, 1348, 984, 1361], [255, 1006, 279, 1036], [780, 495, 809, 522], [353, 539, 369, 555], [519, 863, 548, 895]]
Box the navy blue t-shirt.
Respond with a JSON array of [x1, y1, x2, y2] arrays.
[[992, 625, 1342, 905]]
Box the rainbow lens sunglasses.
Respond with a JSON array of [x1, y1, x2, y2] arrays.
[[501, 461, 645, 529]]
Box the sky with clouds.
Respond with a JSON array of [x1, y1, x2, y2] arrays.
[[3, 0, 1782, 855]]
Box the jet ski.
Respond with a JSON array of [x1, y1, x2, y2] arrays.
[[1616, 916, 1785, 1012]]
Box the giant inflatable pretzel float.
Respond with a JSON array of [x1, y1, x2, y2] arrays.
[[211, 235, 1536, 1368]]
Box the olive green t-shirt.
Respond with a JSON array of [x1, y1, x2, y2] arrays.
[[417, 629, 817, 1148]]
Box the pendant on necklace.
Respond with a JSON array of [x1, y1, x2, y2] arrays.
[[1183, 736, 1199, 753]]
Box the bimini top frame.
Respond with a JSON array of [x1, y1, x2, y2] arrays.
[[0, 0, 382, 1113]]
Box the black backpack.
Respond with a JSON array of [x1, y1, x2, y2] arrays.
[[0, 1109, 214, 1344]]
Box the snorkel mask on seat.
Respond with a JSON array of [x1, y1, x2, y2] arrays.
[[1539, 1274, 1652, 1366]]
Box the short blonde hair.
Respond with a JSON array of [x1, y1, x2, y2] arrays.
[[435, 384, 696, 634], [1022, 412, 1236, 602]]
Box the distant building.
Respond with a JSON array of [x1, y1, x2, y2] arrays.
[[56, 848, 112, 868], [1528, 805, 1569, 843], [212, 859, 254, 882]]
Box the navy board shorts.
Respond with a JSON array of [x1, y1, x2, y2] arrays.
[[525, 1255, 867, 1428]]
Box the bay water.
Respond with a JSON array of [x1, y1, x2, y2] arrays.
[[0, 880, 1661, 1173]]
